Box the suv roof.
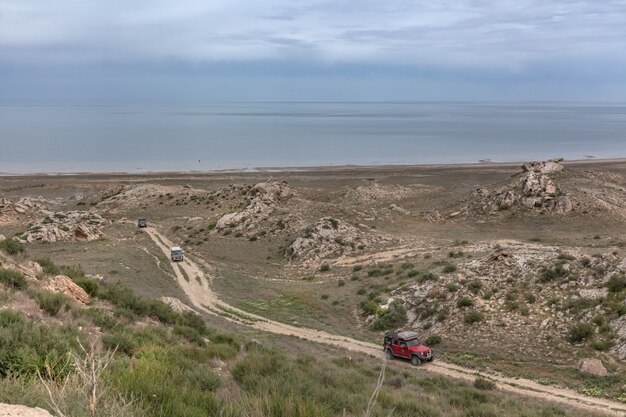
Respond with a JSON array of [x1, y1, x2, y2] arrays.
[[171, 246, 182, 251], [385, 331, 419, 340]]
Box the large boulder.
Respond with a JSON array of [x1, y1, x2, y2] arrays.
[[0, 404, 53, 417], [45, 275, 90, 305], [577, 358, 607, 377]]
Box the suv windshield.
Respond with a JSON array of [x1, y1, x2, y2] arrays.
[[172, 250, 182, 256], [406, 339, 421, 347]]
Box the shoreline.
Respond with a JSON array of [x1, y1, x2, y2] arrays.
[[2, 157, 626, 179]]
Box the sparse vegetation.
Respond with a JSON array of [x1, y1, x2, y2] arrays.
[[0, 268, 28, 290], [0, 239, 25, 256], [568, 322, 594, 343], [464, 310, 484, 325]]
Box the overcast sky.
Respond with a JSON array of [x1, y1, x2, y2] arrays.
[[1, 0, 625, 101]]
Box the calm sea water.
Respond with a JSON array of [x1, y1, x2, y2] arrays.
[[1, 102, 625, 174]]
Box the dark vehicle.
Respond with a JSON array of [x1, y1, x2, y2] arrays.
[[383, 331, 434, 366], [138, 218, 147, 228]]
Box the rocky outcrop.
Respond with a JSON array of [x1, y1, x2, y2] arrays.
[[464, 159, 573, 216], [521, 159, 565, 174], [21, 211, 106, 243], [577, 358, 607, 377], [45, 275, 90, 305], [215, 181, 295, 236], [287, 217, 384, 262], [0, 404, 54, 417]]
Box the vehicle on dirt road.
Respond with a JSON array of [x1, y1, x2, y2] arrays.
[[138, 218, 147, 228], [383, 331, 434, 365], [170, 246, 184, 262]]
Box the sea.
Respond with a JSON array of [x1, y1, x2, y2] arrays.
[[1, 102, 625, 174]]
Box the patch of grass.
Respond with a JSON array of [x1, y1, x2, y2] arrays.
[[337, 279, 345, 287], [32, 290, 68, 316], [424, 335, 442, 346], [464, 310, 484, 325], [319, 263, 330, 272], [0, 268, 28, 290], [457, 297, 474, 308], [0, 310, 77, 379], [0, 239, 25, 256], [607, 274, 626, 292], [34, 257, 61, 275], [474, 377, 496, 390], [568, 322, 594, 343], [443, 264, 457, 273]]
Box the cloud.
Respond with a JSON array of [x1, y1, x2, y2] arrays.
[[1, 0, 625, 72]]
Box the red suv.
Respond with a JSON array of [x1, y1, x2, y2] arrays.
[[383, 331, 434, 365]]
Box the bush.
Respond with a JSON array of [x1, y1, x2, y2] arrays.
[[319, 264, 330, 272], [337, 280, 345, 287], [352, 265, 363, 272], [424, 335, 442, 346], [0, 310, 77, 379], [568, 323, 594, 343], [474, 377, 495, 390], [464, 310, 484, 325], [538, 264, 570, 283], [442, 264, 457, 273], [360, 300, 379, 316], [35, 257, 61, 275], [0, 268, 28, 290], [0, 239, 25, 256], [607, 274, 626, 292], [371, 301, 407, 331], [457, 297, 474, 308], [33, 290, 67, 316], [467, 280, 482, 294]]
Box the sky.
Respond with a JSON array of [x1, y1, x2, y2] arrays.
[[1, 0, 626, 102]]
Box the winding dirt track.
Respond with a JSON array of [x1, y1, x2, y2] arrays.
[[143, 226, 625, 416]]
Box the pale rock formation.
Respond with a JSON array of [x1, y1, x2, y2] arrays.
[[577, 358, 607, 377], [45, 275, 90, 305]]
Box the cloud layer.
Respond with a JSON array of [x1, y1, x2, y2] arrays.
[[1, 1, 625, 100]]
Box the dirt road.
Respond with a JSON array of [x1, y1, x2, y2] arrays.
[[143, 226, 626, 416]]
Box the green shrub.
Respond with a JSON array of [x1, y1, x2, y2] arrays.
[[0, 310, 77, 379], [33, 291, 67, 316], [371, 301, 407, 331], [607, 274, 626, 292], [110, 345, 222, 416], [319, 264, 330, 272], [464, 310, 484, 325], [0, 268, 28, 290], [447, 283, 459, 293], [360, 300, 379, 316], [35, 257, 60, 275], [474, 377, 495, 390], [568, 323, 594, 343], [457, 297, 474, 308], [337, 279, 345, 287], [0, 239, 25, 256], [538, 264, 570, 282], [443, 264, 457, 273], [467, 280, 482, 294], [424, 335, 442, 346], [525, 293, 537, 304], [352, 265, 363, 272]]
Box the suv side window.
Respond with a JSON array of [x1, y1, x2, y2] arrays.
[[392, 340, 398, 346]]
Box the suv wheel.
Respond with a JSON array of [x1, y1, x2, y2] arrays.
[[384, 349, 393, 360], [410, 355, 422, 366]]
